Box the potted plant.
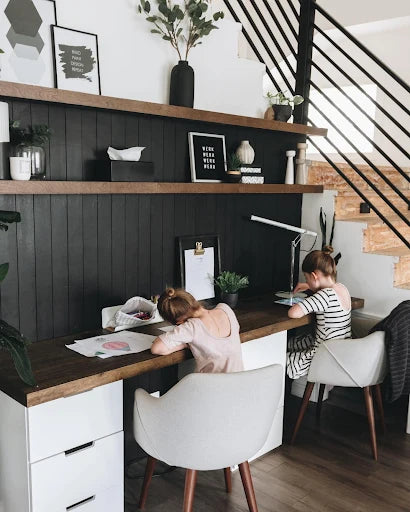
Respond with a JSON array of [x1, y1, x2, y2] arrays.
[[0, 210, 36, 386], [264, 91, 304, 123], [137, 0, 224, 108], [225, 153, 242, 183], [214, 271, 249, 308], [9, 120, 51, 179]]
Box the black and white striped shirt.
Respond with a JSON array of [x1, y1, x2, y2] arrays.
[[298, 287, 351, 343]]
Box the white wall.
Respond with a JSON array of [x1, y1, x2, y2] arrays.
[[53, 0, 266, 117]]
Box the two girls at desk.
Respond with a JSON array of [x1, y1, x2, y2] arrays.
[[151, 247, 351, 379]]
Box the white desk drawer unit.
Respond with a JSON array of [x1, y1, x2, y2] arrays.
[[0, 380, 124, 512], [28, 381, 123, 462]]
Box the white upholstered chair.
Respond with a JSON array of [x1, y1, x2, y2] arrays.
[[134, 364, 283, 511], [291, 331, 387, 460]]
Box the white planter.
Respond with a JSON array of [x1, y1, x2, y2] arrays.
[[236, 140, 255, 165]]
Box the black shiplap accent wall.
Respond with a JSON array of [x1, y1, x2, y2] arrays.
[[0, 98, 304, 342]]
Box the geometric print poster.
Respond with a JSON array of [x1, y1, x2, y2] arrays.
[[0, 0, 56, 86]]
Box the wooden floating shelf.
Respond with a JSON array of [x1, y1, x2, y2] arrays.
[[0, 81, 327, 137], [0, 181, 323, 195]]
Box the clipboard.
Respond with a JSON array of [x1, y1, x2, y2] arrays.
[[177, 235, 221, 301]]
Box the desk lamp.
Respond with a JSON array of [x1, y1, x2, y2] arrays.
[[250, 215, 317, 304]]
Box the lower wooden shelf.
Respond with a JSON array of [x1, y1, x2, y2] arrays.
[[0, 181, 323, 195]]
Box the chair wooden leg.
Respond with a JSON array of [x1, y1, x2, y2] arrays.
[[363, 386, 378, 461], [138, 455, 157, 509], [183, 469, 197, 512], [373, 384, 386, 434], [223, 467, 232, 493], [316, 383, 326, 422], [239, 461, 258, 512], [291, 381, 315, 444]]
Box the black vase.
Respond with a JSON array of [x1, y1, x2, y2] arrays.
[[169, 60, 194, 108], [273, 104, 293, 122], [220, 292, 238, 309]]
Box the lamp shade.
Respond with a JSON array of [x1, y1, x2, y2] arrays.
[[0, 102, 10, 143]]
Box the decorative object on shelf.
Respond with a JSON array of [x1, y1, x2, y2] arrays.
[[319, 207, 341, 265], [10, 120, 51, 179], [284, 150, 296, 184], [235, 140, 255, 165], [241, 175, 264, 184], [0, 0, 57, 87], [137, 0, 224, 108], [239, 165, 261, 174], [178, 234, 221, 301], [90, 160, 154, 182], [188, 132, 227, 182], [295, 142, 307, 185], [264, 91, 304, 122], [51, 25, 101, 94], [9, 156, 31, 180], [0, 101, 10, 179], [107, 146, 145, 161], [214, 271, 249, 309], [225, 153, 242, 183], [0, 209, 36, 386]]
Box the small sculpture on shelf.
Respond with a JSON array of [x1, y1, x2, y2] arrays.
[[264, 91, 304, 123], [284, 150, 296, 184]]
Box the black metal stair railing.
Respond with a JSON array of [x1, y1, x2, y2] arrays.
[[223, 0, 410, 250]]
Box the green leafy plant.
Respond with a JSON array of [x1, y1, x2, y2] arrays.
[[266, 91, 304, 107], [0, 210, 36, 386], [137, 0, 224, 60], [9, 120, 52, 147], [228, 153, 242, 171], [214, 271, 249, 294]]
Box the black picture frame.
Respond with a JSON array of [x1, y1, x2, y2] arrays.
[[51, 25, 101, 95], [188, 132, 227, 182], [177, 234, 221, 301]]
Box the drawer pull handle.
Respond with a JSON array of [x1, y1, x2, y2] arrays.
[[65, 441, 95, 456], [67, 495, 96, 510]]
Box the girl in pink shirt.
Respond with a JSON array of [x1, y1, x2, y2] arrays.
[[151, 288, 244, 373]]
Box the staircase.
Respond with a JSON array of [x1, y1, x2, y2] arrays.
[[308, 161, 410, 289]]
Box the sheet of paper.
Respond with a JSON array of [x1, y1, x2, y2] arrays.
[[184, 247, 215, 301], [159, 325, 175, 333], [66, 331, 155, 358], [274, 297, 305, 306]]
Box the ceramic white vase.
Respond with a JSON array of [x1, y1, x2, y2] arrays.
[[285, 150, 296, 184], [236, 140, 255, 165]]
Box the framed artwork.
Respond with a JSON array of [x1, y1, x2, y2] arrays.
[[51, 25, 101, 95], [178, 234, 221, 301], [188, 132, 227, 183], [0, 0, 57, 86]]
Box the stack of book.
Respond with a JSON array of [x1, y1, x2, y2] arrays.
[[240, 165, 264, 184]]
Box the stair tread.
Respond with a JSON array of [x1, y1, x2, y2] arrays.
[[365, 247, 410, 257], [396, 282, 410, 290], [336, 213, 410, 224]]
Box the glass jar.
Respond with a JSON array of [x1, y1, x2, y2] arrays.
[[13, 144, 46, 179]]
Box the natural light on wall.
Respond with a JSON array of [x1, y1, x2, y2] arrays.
[[307, 84, 377, 155]]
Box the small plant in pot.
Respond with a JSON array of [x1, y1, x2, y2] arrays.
[[214, 271, 249, 309], [0, 210, 36, 386], [137, 0, 224, 108], [264, 91, 304, 123], [10, 120, 52, 180], [225, 153, 242, 183]]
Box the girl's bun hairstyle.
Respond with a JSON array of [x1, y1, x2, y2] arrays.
[[302, 248, 337, 280], [158, 287, 201, 325]]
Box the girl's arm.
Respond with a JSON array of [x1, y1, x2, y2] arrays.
[[288, 289, 330, 319], [151, 337, 188, 355], [288, 304, 304, 318]]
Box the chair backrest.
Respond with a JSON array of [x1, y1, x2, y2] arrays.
[[134, 364, 282, 470], [308, 331, 387, 387]]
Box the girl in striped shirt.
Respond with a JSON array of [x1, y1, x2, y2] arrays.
[[286, 246, 351, 379]]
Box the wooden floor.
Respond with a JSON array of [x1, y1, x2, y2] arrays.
[[125, 393, 410, 511]]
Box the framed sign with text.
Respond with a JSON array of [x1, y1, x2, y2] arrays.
[[51, 25, 101, 94], [188, 132, 227, 182]]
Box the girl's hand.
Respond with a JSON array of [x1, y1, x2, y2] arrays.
[[294, 282, 309, 293]]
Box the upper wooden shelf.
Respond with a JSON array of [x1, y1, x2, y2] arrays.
[[0, 181, 323, 195], [0, 81, 327, 137]]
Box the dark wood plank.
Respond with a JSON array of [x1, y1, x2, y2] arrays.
[[67, 195, 84, 333], [97, 195, 112, 309], [30, 103, 50, 180], [48, 105, 67, 180], [125, 195, 139, 299], [138, 195, 151, 297], [150, 195, 163, 295], [81, 108, 97, 181], [111, 195, 126, 304], [82, 195, 99, 329], [65, 108, 82, 181]]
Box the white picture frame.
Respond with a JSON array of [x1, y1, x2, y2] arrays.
[[188, 132, 227, 183]]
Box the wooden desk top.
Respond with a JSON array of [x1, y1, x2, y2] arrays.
[[0, 295, 364, 407]]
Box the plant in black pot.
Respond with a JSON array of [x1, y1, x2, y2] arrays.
[[10, 120, 51, 179], [214, 271, 249, 309], [137, 0, 224, 108], [225, 153, 242, 183], [264, 91, 304, 123], [0, 210, 36, 386]]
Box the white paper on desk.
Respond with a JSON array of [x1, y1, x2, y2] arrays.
[[66, 331, 155, 358], [184, 247, 215, 301]]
